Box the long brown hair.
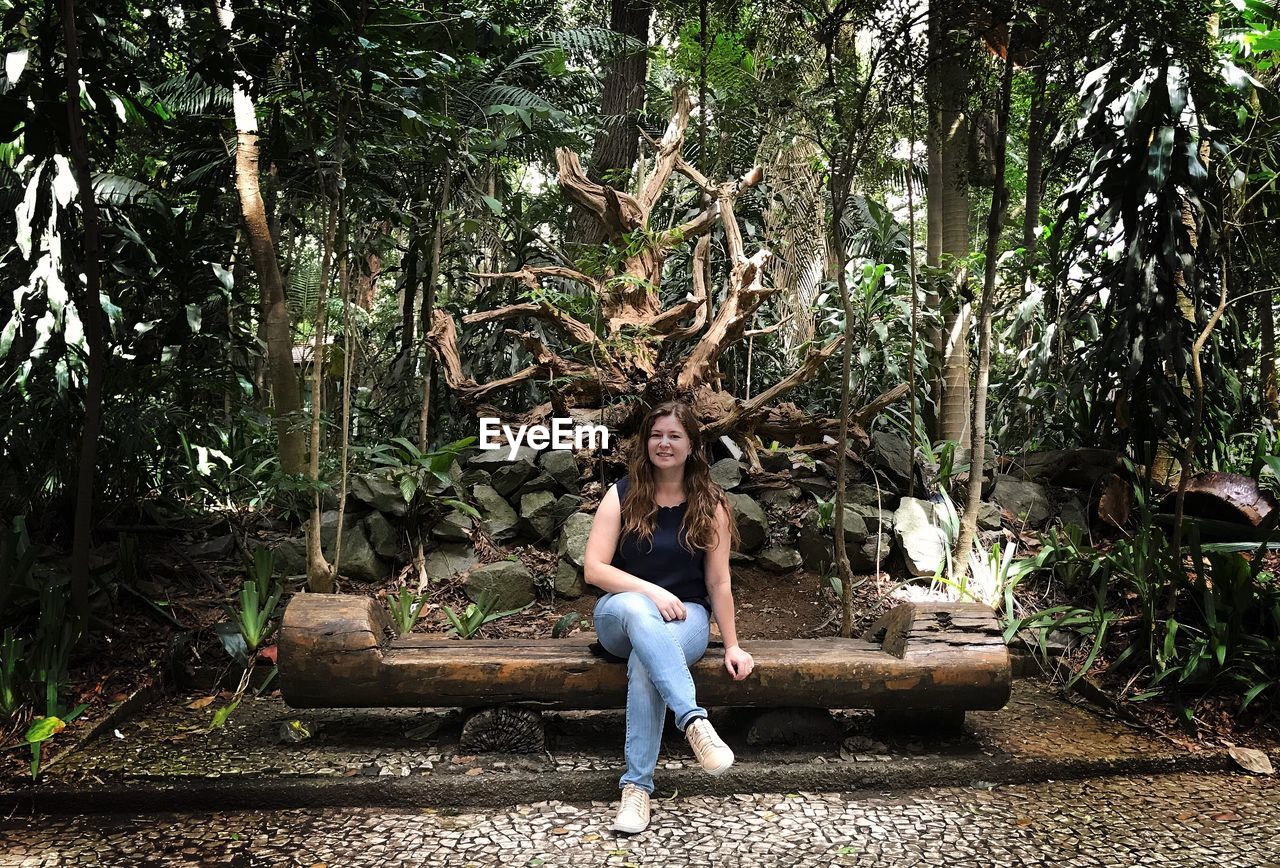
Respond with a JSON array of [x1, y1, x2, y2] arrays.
[[620, 401, 740, 553]]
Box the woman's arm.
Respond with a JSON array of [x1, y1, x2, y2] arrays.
[[584, 484, 687, 620], [705, 502, 753, 680]]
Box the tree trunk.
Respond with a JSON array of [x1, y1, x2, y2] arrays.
[[306, 196, 340, 593], [934, 10, 974, 448], [1261, 286, 1277, 420], [1022, 63, 1048, 285], [398, 234, 420, 361], [214, 0, 305, 475], [419, 163, 451, 452], [924, 11, 945, 440], [63, 0, 105, 628], [589, 0, 651, 184], [953, 54, 1014, 578], [831, 171, 857, 639]]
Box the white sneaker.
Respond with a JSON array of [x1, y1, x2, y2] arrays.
[[685, 717, 734, 776], [611, 783, 650, 834]]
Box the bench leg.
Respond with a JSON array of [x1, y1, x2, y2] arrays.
[[872, 708, 966, 736], [459, 706, 546, 754]]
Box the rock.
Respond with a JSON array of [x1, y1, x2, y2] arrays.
[[848, 503, 893, 535], [796, 509, 870, 572], [350, 471, 408, 518], [848, 533, 893, 573], [187, 535, 235, 560], [516, 471, 558, 495], [363, 513, 401, 559], [539, 450, 580, 492], [1006, 448, 1119, 488], [490, 462, 536, 498], [792, 475, 833, 499], [467, 445, 539, 472], [759, 449, 792, 473], [272, 538, 307, 576], [1058, 494, 1090, 530], [550, 494, 584, 526], [554, 558, 586, 599], [834, 508, 870, 542], [465, 560, 535, 611], [757, 547, 802, 573], [458, 467, 492, 489], [431, 511, 473, 543], [727, 493, 768, 552], [424, 544, 479, 585], [978, 502, 1002, 531], [520, 490, 560, 541], [797, 511, 829, 572], [557, 512, 595, 568], [473, 484, 520, 543], [990, 475, 1053, 528], [845, 483, 889, 507], [894, 497, 946, 578], [869, 430, 913, 493], [757, 485, 802, 506], [301, 511, 387, 582], [746, 708, 842, 747], [710, 458, 743, 490], [331, 523, 386, 583], [423, 460, 463, 497]]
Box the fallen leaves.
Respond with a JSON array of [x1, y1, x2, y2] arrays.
[[186, 695, 217, 710], [1229, 747, 1275, 776]]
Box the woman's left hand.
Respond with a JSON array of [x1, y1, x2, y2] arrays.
[[723, 645, 754, 681]]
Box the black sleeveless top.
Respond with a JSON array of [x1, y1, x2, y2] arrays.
[[610, 477, 708, 606]]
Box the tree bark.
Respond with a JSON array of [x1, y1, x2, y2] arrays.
[[213, 0, 305, 475], [419, 162, 451, 452], [1022, 63, 1048, 285], [1261, 285, 1278, 420], [63, 0, 105, 628], [935, 10, 973, 449], [398, 234, 420, 360], [306, 196, 340, 593], [953, 54, 1014, 577], [589, 0, 651, 184]]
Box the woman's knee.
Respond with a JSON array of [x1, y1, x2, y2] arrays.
[[601, 591, 661, 623]]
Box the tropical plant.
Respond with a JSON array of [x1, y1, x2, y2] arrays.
[[441, 589, 531, 639], [386, 585, 430, 636]]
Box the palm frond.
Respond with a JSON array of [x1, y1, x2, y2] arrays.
[[92, 173, 163, 209]]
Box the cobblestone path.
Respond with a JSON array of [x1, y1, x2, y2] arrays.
[[3, 771, 1275, 867]]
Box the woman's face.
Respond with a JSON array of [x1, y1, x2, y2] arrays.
[[647, 414, 691, 471]]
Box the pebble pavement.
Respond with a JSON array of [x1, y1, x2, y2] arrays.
[[3, 771, 1276, 867]]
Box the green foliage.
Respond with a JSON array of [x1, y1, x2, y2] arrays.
[[386, 585, 430, 635], [441, 588, 531, 639], [0, 629, 26, 718], [368, 437, 478, 514], [1006, 473, 1280, 727], [216, 548, 282, 668], [551, 611, 586, 638]]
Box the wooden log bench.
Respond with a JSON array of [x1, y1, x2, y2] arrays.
[[278, 594, 1011, 751]]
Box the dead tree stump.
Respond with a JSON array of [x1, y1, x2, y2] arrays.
[[459, 706, 546, 754]]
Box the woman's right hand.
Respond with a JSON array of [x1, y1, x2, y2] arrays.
[[648, 587, 687, 621]]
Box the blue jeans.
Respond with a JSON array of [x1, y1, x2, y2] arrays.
[[593, 591, 710, 794]]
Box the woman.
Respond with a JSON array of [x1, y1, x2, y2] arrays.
[[583, 401, 755, 834]]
